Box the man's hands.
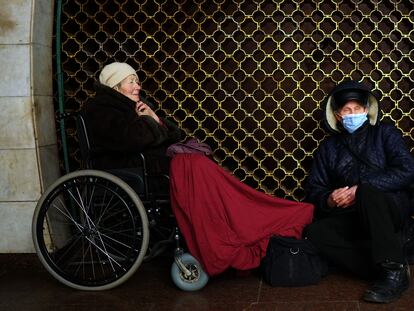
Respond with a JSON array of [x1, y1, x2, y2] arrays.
[[327, 185, 358, 208], [135, 101, 161, 124]]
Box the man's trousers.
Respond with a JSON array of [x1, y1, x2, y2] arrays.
[[306, 184, 405, 278]]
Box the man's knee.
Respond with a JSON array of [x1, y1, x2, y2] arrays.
[[356, 184, 382, 198], [304, 222, 325, 242], [356, 184, 389, 213]]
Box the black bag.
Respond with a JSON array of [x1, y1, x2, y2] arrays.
[[261, 236, 328, 287]]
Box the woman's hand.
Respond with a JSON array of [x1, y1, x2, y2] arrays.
[[327, 185, 358, 208], [135, 101, 161, 124]]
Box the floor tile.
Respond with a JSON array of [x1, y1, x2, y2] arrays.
[[1, 254, 414, 311], [259, 271, 368, 303]]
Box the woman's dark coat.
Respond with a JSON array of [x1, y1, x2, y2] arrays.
[[82, 83, 181, 172], [305, 81, 414, 219]]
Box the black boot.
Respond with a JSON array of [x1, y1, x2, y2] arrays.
[[363, 261, 410, 303]]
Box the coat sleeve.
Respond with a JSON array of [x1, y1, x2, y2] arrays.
[[305, 141, 336, 217], [118, 115, 181, 152], [362, 125, 414, 191], [88, 104, 181, 153], [160, 118, 182, 145]]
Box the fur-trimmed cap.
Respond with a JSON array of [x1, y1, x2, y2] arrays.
[[324, 80, 380, 133], [99, 62, 137, 88]]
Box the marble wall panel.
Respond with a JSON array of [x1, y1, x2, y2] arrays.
[[32, 44, 53, 96], [0, 202, 36, 252], [0, 0, 57, 252], [0, 45, 31, 97], [0, 0, 32, 44], [38, 144, 61, 191], [0, 96, 35, 149], [0, 149, 41, 201], [33, 95, 57, 147], [32, 0, 54, 46]]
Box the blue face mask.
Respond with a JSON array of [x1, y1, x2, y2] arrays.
[[341, 113, 368, 133]]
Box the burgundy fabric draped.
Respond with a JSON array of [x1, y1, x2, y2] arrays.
[[169, 154, 314, 276]]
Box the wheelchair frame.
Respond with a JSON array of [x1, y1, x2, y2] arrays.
[[31, 112, 208, 291]]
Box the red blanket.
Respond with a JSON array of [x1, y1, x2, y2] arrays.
[[169, 154, 314, 276]]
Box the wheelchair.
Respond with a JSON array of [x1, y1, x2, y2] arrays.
[[31, 112, 209, 291]]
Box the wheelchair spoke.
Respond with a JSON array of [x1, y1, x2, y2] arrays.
[[84, 177, 98, 214], [95, 182, 118, 222], [50, 201, 85, 233], [85, 235, 123, 270], [95, 186, 129, 227], [100, 226, 140, 239], [71, 184, 97, 232], [96, 203, 128, 227], [97, 230, 136, 251], [99, 238, 132, 260], [51, 233, 84, 264]]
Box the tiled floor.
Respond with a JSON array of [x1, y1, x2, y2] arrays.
[[1, 253, 414, 311]]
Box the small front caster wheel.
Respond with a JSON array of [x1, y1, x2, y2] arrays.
[[171, 253, 209, 291]]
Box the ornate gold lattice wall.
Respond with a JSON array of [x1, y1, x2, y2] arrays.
[[57, 0, 414, 201]]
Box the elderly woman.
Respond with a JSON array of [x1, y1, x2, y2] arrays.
[[84, 64, 315, 280], [305, 80, 414, 303], [83, 62, 181, 175]]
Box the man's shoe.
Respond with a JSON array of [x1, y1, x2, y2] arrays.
[[363, 261, 410, 303]]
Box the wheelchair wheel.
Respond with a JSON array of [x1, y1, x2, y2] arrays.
[[171, 253, 209, 291], [32, 170, 149, 290]]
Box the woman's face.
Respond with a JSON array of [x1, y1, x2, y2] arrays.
[[115, 74, 141, 102]]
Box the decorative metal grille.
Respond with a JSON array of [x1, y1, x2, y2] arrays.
[[57, 0, 414, 201]]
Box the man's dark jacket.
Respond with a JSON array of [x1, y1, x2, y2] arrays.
[[305, 81, 414, 219]]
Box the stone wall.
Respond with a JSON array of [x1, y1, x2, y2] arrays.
[[0, 0, 60, 252]]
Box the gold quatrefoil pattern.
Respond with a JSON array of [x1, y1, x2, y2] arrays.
[[58, 0, 414, 201]]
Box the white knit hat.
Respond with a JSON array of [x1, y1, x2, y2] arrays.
[[99, 62, 137, 88]]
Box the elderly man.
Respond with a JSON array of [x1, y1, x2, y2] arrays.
[[305, 80, 414, 303]]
